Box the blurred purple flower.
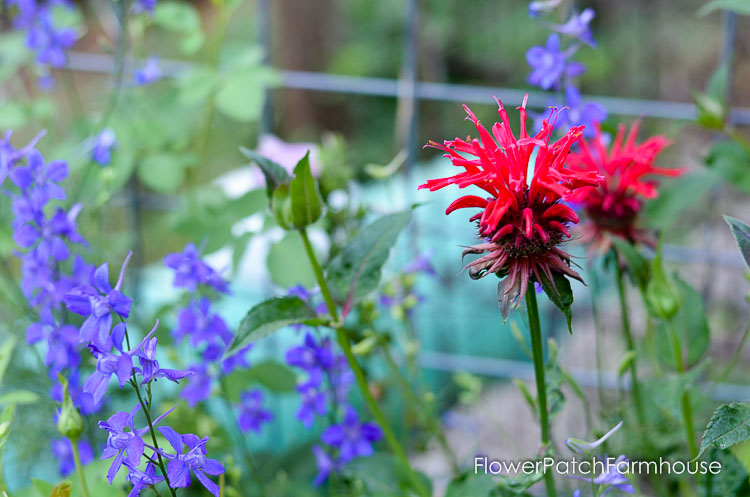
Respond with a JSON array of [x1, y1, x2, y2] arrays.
[[296, 373, 327, 428], [320, 405, 382, 464], [134, 56, 162, 86], [312, 445, 339, 486], [92, 129, 116, 166], [164, 243, 230, 294], [559, 85, 607, 137], [181, 364, 212, 407], [528, 0, 562, 17], [237, 389, 273, 433], [52, 438, 93, 476], [285, 333, 334, 372], [526, 34, 569, 90], [551, 9, 597, 47], [132, 0, 156, 15]]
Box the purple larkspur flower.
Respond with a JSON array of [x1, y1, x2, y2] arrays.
[[134, 56, 162, 86], [99, 404, 175, 484], [172, 298, 232, 349], [84, 322, 157, 405], [320, 405, 382, 464], [404, 250, 436, 276], [551, 8, 597, 47], [92, 128, 116, 166], [296, 373, 327, 428], [136, 336, 192, 384], [20, 4, 77, 69], [220, 344, 252, 374], [559, 85, 607, 137], [26, 308, 80, 374], [526, 34, 568, 90], [528, 0, 562, 17], [312, 445, 339, 486], [64, 251, 133, 349], [125, 454, 164, 497], [237, 389, 273, 433], [0, 130, 45, 188], [164, 243, 230, 294], [51, 438, 93, 476], [158, 427, 225, 497], [285, 333, 334, 372], [287, 284, 312, 300], [180, 364, 212, 407], [132, 0, 157, 15]]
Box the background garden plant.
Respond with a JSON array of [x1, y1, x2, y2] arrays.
[[1, 0, 750, 496]]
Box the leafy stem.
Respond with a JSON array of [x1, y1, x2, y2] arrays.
[[299, 228, 429, 497]]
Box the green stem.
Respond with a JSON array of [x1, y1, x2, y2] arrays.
[[614, 263, 649, 439], [668, 320, 698, 459], [525, 283, 556, 497], [299, 229, 429, 497], [381, 343, 459, 475], [70, 438, 91, 497]]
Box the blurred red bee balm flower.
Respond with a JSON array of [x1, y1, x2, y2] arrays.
[[419, 96, 603, 317], [567, 122, 683, 253]]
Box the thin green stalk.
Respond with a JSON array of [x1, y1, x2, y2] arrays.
[[70, 438, 91, 497], [668, 320, 698, 459], [525, 283, 556, 497], [614, 263, 649, 440], [381, 343, 459, 475], [586, 260, 606, 413], [299, 229, 429, 497]]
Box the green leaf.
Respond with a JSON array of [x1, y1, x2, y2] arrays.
[[0, 390, 39, 405], [611, 237, 650, 290], [31, 479, 55, 497], [0, 338, 17, 387], [699, 402, 750, 458], [153, 2, 201, 32], [227, 297, 316, 356], [725, 215, 750, 268], [326, 210, 412, 310], [645, 367, 704, 421], [444, 472, 498, 497], [538, 272, 574, 334], [698, 0, 750, 17], [266, 232, 316, 288], [289, 153, 323, 228], [215, 68, 278, 123], [223, 360, 298, 401], [644, 172, 719, 230], [176, 66, 218, 105], [137, 153, 188, 194], [705, 143, 750, 193], [239, 147, 292, 198], [704, 448, 749, 497]]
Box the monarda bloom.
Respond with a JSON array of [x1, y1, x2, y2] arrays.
[[567, 122, 682, 252], [419, 96, 602, 315]]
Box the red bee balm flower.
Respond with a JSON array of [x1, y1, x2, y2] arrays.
[[567, 122, 682, 252], [419, 96, 603, 315]]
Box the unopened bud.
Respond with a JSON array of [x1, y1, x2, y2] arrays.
[[56, 374, 85, 440]]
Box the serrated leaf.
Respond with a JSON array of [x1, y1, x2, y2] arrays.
[[226, 297, 316, 356], [538, 272, 574, 334], [698, 0, 750, 17], [725, 215, 750, 268], [289, 152, 322, 228], [239, 147, 292, 199], [699, 403, 750, 458], [326, 210, 411, 312]]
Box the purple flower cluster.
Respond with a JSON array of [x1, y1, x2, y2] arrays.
[[526, 6, 606, 135], [2, 132, 99, 424], [164, 244, 270, 433], [378, 251, 436, 317], [8, 0, 78, 86], [133, 56, 162, 86], [4, 131, 222, 495], [285, 325, 380, 485]]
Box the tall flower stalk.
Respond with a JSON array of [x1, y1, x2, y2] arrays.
[[419, 96, 602, 497]]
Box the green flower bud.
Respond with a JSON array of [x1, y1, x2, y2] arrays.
[[57, 374, 84, 440], [645, 248, 681, 320]]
